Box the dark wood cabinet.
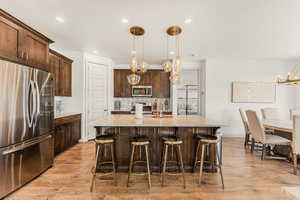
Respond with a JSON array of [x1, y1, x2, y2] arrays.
[[0, 9, 53, 71], [0, 15, 21, 61], [54, 114, 81, 156], [114, 69, 132, 97], [113, 69, 170, 98], [49, 49, 73, 97]]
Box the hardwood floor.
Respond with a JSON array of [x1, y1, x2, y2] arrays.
[[5, 138, 300, 200]]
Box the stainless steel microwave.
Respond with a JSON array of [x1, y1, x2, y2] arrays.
[[132, 86, 152, 97]]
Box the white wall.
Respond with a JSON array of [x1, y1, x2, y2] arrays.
[[205, 58, 297, 137]]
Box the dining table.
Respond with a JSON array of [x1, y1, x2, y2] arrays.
[[263, 119, 293, 157]]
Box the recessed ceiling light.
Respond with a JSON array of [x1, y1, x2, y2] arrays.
[[184, 18, 192, 24], [169, 51, 175, 55], [131, 50, 137, 55], [121, 18, 129, 24], [93, 50, 99, 54], [55, 16, 65, 23]]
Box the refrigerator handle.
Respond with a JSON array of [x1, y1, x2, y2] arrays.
[[34, 79, 40, 121], [2, 135, 52, 156], [26, 80, 36, 128]]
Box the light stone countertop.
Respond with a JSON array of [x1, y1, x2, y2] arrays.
[[92, 114, 225, 128], [54, 112, 81, 119]]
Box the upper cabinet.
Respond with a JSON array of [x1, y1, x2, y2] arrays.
[[114, 69, 132, 97], [49, 49, 73, 97], [0, 9, 54, 71], [113, 69, 170, 98]]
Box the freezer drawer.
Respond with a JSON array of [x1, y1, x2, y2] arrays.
[[0, 134, 53, 199]]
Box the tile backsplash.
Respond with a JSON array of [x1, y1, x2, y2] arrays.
[[113, 98, 171, 111]]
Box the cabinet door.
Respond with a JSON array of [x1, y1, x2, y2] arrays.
[[160, 72, 170, 97], [114, 70, 122, 97], [152, 71, 161, 97], [140, 71, 152, 85], [61, 59, 72, 96], [114, 69, 132, 97], [123, 70, 132, 97], [49, 53, 61, 96], [152, 71, 170, 98], [0, 15, 22, 61], [20, 29, 49, 71], [54, 126, 63, 155], [72, 120, 81, 145]]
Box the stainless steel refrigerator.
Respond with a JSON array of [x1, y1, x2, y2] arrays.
[[0, 59, 54, 199]]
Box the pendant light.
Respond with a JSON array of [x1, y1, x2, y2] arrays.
[[163, 26, 182, 84], [127, 26, 148, 85]]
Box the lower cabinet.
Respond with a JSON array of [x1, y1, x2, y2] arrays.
[[54, 114, 81, 156]]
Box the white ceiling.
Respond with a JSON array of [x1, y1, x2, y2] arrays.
[[2, 0, 300, 64]]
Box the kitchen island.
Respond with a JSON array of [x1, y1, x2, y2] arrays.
[[92, 115, 224, 172]]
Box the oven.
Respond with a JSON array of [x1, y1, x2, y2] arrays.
[[132, 86, 152, 97]]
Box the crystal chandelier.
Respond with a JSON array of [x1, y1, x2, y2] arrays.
[[127, 26, 148, 85], [162, 26, 182, 84]]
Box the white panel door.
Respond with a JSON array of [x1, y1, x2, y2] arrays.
[[86, 62, 108, 140]]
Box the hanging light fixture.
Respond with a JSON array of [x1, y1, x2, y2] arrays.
[[163, 26, 182, 84], [277, 62, 300, 86], [127, 26, 148, 85]]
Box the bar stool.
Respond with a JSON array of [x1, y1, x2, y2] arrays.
[[193, 134, 224, 189], [90, 135, 117, 192], [161, 136, 186, 188], [127, 136, 152, 189]]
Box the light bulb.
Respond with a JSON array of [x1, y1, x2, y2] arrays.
[[139, 60, 148, 73], [174, 56, 181, 73], [169, 74, 180, 84], [130, 56, 138, 73], [162, 60, 172, 72]]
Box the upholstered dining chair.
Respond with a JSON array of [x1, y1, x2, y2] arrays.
[[239, 108, 251, 147], [246, 110, 291, 160], [261, 108, 281, 121], [292, 115, 300, 175]]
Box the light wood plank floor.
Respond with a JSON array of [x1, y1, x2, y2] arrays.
[[5, 138, 300, 200]]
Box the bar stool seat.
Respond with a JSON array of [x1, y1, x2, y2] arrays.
[[95, 135, 115, 143], [130, 136, 151, 145], [162, 136, 183, 145], [195, 135, 219, 143]]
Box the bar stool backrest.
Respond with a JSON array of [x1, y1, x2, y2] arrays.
[[246, 110, 266, 143], [261, 108, 280, 121], [293, 115, 300, 155], [239, 108, 250, 135]]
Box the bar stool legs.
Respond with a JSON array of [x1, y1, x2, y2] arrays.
[[90, 144, 100, 192], [127, 144, 135, 187], [90, 137, 117, 192], [127, 143, 152, 189], [197, 141, 224, 189], [161, 143, 186, 189]]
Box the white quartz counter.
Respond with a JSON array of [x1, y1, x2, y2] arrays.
[[54, 112, 81, 119], [92, 114, 225, 128]]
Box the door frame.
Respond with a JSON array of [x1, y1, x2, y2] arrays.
[[82, 53, 114, 142]]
